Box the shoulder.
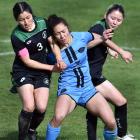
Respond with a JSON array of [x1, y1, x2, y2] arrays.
[[88, 19, 106, 35], [34, 16, 49, 29], [72, 32, 91, 38], [11, 26, 22, 40], [34, 16, 45, 22], [71, 32, 93, 43]]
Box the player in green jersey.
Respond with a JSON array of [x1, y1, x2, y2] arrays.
[[11, 2, 65, 140]]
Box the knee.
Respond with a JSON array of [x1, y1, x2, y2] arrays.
[[23, 104, 35, 112], [117, 97, 127, 106], [52, 113, 65, 127], [106, 118, 117, 130], [37, 106, 46, 113]]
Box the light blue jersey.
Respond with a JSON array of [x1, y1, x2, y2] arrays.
[[57, 32, 97, 106]]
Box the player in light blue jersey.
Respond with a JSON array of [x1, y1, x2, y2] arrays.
[[45, 15, 118, 140]]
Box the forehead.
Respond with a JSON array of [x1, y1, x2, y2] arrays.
[[107, 10, 123, 19], [18, 11, 32, 19], [54, 23, 68, 33]]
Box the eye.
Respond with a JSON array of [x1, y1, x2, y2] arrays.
[[117, 19, 122, 22], [26, 15, 31, 20], [111, 17, 116, 20]]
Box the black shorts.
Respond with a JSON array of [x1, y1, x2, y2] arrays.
[[89, 63, 106, 86], [91, 75, 106, 86], [13, 72, 51, 89]]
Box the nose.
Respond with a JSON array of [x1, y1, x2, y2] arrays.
[[113, 20, 118, 25], [60, 33, 64, 39], [24, 19, 28, 25]]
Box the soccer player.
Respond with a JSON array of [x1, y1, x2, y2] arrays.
[[45, 14, 121, 140], [11, 2, 65, 140], [86, 4, 135, 140]]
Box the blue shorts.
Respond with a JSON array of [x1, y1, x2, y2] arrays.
[[57, 82, 97, 107]]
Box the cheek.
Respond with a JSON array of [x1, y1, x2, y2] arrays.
[[118, 22, 123, 26], [55, 35, 61, 41], [18, 22, 25, 27]]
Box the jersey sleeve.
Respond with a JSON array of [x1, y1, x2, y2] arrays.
[[82, 32, 94, 43], [88, 24, 104, 36], [11, 35, 27, 55]]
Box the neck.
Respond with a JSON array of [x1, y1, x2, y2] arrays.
[[28, 22, 36, 31], [61, 35, 72, 49]]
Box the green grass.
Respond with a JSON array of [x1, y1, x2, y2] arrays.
[[0, 0, 140, 139]]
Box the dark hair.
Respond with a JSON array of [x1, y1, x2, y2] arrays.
[[13, 1, 33, 20], [106, 4, 125, 18], [48, 14, 70, 35]]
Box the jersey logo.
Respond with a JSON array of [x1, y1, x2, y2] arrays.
[[20, 77, 26, 83], [43, 78, 49, 85], [78, 47, 85, 53], [26, 40, 32, 45], [42, 31, 47, 39]]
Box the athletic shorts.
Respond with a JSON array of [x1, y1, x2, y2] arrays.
[[89, 64, 106, 86], [91, 74, 106, 86], [13, 72, 51, 89], [57, 82, 97, 107]]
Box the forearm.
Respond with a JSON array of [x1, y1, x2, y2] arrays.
[[88, 34, 104, 49], [22, 58, 54, 71], [52, 44, 62, 61], [104, 39, 123, 55]]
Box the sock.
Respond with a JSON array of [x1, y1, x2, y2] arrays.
[[18, 110, 33, 140], [46, 123, 61, 140], [86, 112, 97, 140], [29, 109, 45, 132], [115, 103, 127, 137], [103, 128, 117, 140]]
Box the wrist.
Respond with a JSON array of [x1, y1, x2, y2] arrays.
[[118, 48, 124, 55], [47, 65, 54, 71], [57, 59, 64, 63], [101, 36, 107, 42]]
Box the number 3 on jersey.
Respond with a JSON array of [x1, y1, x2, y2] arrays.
[[37, 42, 43, 51]]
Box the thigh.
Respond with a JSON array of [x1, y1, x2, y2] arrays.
[[55, 94, 76, 117], [34, 87, 49, 112], [86, 93, 115, 125], [17, 84, 35, 111], [96, 80, 126, 106]]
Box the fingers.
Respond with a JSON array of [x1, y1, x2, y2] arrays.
[[56, 61, 67, 71], [103, 29, 114, 40], [123, 56, 133, 63]]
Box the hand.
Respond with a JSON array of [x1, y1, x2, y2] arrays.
[[120, 50, 133, 63], [103, 29, 114, 40], [52, 64, 62, 72], [108, 48, 119, 59], [57, 60, 67, 70]]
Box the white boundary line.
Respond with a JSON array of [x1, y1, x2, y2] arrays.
[[0, 47, 140, 57], [0, 51, 14, 56], [0, 39, 10, 43]]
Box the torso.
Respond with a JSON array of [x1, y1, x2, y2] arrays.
[[58, 32, 94, 88], [11, 17, 52, 76], [87, 19, 109, 76]]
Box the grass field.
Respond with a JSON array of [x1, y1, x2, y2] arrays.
[[0, 0, 140, 139]]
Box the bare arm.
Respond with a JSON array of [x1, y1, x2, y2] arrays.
[[107, 48, 119, 59], [48, 36, 67, 70], [88, 29, 114, 49], [20, 54, 54, 71], [18, 47, 60, 72], [105, 39, 133, 63], [87, 29, 133, 63]]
